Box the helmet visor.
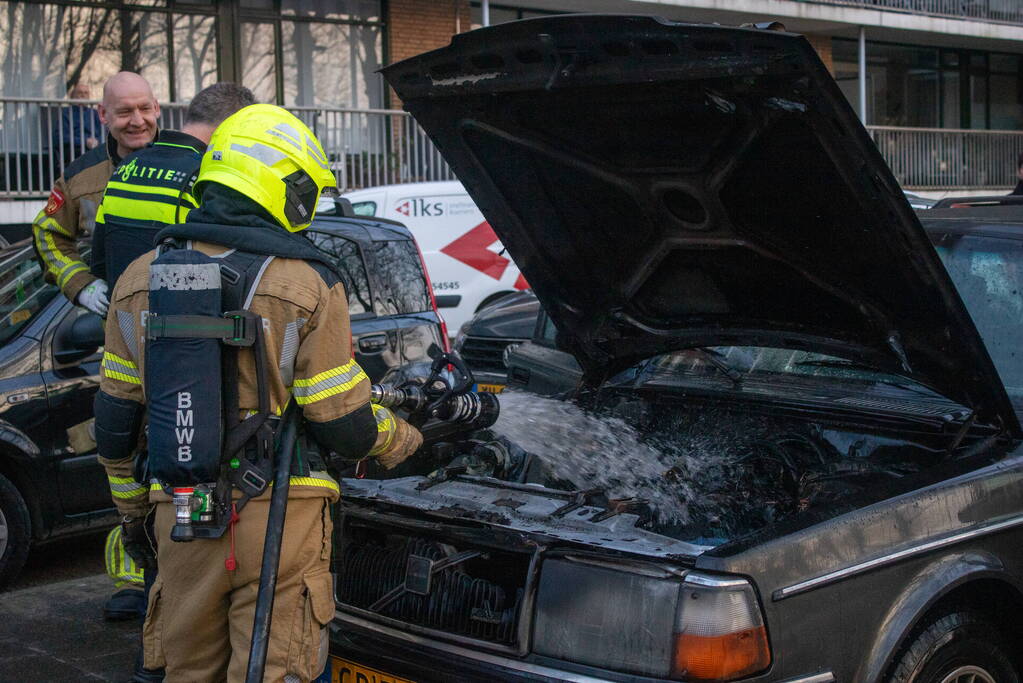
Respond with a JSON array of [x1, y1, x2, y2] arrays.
[[282, 169, 338, 228]]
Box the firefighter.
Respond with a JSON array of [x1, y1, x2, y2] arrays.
[[94, 104, 422, 682], [93, 82, 254, 682], [31, 71, 160, 622], [90, 82, 254, 290], [33, 71, 159, 316]]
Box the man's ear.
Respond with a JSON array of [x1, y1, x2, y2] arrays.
[[153, 99, 161, 121], [98, 103, 109, 126]]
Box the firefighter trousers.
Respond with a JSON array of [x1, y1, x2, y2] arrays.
[[144, 497, 334, 683]]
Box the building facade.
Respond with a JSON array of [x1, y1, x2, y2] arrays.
[[0, 0, 1020, 212]]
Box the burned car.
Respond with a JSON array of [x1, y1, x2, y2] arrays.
[[327, 16, 1023, 683]]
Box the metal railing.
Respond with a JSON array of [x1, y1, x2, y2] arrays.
[[0, 98, 454, 200], [796, 0, 1023, 24], [1, 97, 1020, 198], [868, 125, 1023, 190]]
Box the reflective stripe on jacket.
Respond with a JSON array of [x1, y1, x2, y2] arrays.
[[32, 137, 119, 302]]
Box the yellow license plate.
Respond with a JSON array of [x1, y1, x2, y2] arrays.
[[330, 656, 415, 683], [476, 383, 505, 393]]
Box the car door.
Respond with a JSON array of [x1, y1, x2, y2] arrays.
[[42, 304, 108, 515], [507, 310, 581, 396], [361, 237, 444, 370], [307, 229, 399, 383]]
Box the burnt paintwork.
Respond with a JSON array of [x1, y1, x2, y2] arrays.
[[325, 15, 1023, 683]]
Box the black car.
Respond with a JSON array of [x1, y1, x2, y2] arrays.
[[325, 16, 1023, 683], [0, 213, 444, 588], [452, 290, 538, 391]]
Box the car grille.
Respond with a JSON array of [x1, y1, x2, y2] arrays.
[[336, 529, 526, 646], [459, 336, 526, 374]]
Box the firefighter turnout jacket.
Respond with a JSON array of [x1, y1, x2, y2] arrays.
[[91, 130, 203, 288], [95, 185, 420, 519], [32, 136, 122, 303]]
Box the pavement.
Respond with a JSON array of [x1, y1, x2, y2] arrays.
[[1, 534, 139, 682]]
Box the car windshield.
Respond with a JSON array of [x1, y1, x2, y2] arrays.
[[0, 246, 58, 345], [627, 346, 942, 397], [932, 232, 1023, 412]]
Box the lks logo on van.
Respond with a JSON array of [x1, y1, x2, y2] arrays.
[[396, 198, 444, 217]]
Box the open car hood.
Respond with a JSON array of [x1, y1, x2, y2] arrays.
[[383, 15, 1019, 432]]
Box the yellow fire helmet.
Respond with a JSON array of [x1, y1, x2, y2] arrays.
[[194, 103, 337, 232]]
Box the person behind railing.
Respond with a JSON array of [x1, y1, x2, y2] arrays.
[[53, 83, 103, 170], [1011, 151, 1023, 195]]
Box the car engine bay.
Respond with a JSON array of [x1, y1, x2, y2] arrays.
[[373, 387, 1000, 546]]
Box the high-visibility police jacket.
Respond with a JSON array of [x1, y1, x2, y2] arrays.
[[32, 136, 123, 303], [91, 130, 204, 288], [95, 186, 410, 517]]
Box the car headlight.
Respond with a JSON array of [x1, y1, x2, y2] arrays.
[[532, 556, 770, 681]]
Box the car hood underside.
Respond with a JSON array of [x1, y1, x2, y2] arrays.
[[382, 14, 1018, 433]]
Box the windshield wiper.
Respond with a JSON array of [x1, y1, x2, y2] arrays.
[[696, 348, 743, 388]]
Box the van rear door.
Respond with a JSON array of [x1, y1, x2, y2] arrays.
[[380, 188, 525, 332]]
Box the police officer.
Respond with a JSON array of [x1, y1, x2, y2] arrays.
[[32, 71, 160, 621], [91, 82, 255, 290], [33, 71, 160, 316], [94, 104, 422, 682]]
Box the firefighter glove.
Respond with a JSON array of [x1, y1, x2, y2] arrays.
[[121, 515, 157, 570], [374, 418, 423, 470], [78, 279, 109, 316]]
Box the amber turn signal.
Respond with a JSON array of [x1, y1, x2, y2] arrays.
[[672, 626, 771, 680], [670, 572, 771, 681]]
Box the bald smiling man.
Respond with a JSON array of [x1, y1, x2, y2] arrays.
[[33, 71, 160, 310]]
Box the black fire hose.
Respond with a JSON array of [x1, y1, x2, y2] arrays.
[[244, 402, 300, 683]]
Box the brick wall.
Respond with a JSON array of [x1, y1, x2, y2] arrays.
[[805, 34, 834, 75], [387, 0, 471, 66]]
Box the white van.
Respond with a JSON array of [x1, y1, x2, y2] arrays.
[[341, 181, 526, 333]]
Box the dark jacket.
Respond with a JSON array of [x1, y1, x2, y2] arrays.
[[91, 130, 206, 288]]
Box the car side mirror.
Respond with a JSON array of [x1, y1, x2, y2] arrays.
[[333, 197, 356, 217], [54, 311, 104, 365]]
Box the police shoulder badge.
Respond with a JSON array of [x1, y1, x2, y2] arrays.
[[44, 188, 65, 216]]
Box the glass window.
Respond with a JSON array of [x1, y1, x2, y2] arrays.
[[942, 69, 960, 128], [173, 13, 218, 100], [352, 201, 377, 216], [471, 6, 520, 29], [970, 74, 988, 129], [125, 11, 170, 101], [990, 53, 1020, 73], [307, 232, 372, 315], [364, 240, 431, 315], [282, 21, 383, 108], [833, 40, 940, 128], [0, 247, 58, 346], [934, 235, 1023, 411], [241, 21, 278, 103], [990, 74, 1023, 130], [538, 313, 557, 345], [282, 0, 382, 21]]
